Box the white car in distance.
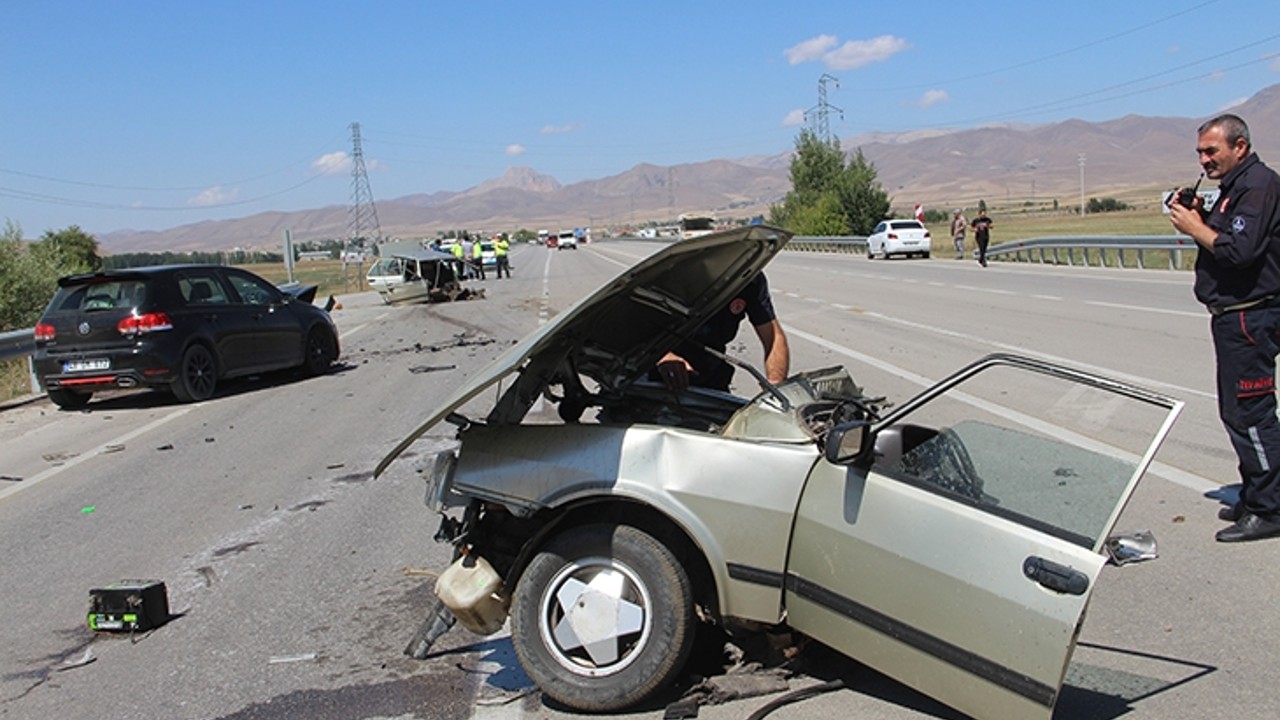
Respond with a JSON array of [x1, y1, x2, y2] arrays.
[[868, 219, 932, 259]]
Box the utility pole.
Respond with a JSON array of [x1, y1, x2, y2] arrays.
[[667, 166, 675, 218], [805, 73, 843, 145], [1078, 153, 1086, 216], [346, 122, 382, 255]]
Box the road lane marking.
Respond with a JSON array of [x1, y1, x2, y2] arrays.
[[1086, 300, 1202, 319], [0, 405, 198, 502]]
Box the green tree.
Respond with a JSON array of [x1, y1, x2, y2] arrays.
[[34, 225, 100, 273], [838, 148, 892, 234], [770, 129, 890, 235], [0, 221, 63, 331]]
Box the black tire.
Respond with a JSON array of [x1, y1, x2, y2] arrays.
[[511, 524, 695, 712], [48, 388, 92, 410], [171, 344, 216, 402], [303, 327, 338, 376]]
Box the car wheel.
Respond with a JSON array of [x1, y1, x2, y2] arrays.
[[303, 327, 338, 376], [511, 524, 695, 712], [923, 252, 931, 259], [171, 344, 216, 402], [866, 244, 876, 259], [48, 388, 92, 410]]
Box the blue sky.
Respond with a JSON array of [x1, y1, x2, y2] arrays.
[[3, 0, 1279, 236]]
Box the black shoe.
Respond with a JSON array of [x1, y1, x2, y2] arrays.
[[1215, 513, 1280, 542], [1218, 503, 1244, 522]]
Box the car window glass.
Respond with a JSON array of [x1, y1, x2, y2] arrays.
[[224, 272, 277, 306], [870, 363, 1172, 549], [56, 280, 149, 312], [179, 275, 230, 305]]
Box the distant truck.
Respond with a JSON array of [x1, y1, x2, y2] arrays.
[[678, 213, 717, 240]]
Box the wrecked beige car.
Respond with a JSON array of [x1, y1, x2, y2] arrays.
[[377, 226, 1182, 719]]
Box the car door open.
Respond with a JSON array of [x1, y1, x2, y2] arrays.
[[786, 354, 1182, 720]]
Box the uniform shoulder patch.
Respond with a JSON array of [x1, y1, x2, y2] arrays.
[[1232, 215, 1247, 233]]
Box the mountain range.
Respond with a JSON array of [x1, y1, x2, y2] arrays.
[[99, 84, 1280, 254]]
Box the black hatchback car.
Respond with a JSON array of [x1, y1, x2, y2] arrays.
[[34, 265, 339, 409]]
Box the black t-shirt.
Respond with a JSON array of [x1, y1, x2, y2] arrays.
[[666, 273, 777, 391], [971, 215, 993, 241]]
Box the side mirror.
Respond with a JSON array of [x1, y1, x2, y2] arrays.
[[824, 419, 874, 466]]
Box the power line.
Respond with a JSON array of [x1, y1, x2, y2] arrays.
[[0, 173, 327, 212], [0, 132, 347, 193]]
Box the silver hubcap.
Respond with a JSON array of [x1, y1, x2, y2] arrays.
[[539, 557, 651, 677]]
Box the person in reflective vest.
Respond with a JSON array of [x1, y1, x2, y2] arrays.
[[449, 240, 467, 279], [494, 236, 511, 279], [471, 239, 486, 280]]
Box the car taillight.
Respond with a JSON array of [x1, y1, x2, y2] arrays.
[[924, 231, 931, 238], [118, 312, 174, 336], [887, 233, 898, 239], [34, 322, 56, 342]]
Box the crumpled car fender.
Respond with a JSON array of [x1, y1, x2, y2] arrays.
[[453, 422, 819, 624]]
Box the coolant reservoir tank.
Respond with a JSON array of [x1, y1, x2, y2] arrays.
[[435, 555, 509, 635]]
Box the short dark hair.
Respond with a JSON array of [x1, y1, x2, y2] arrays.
[[1199, 113, 1251, 149]]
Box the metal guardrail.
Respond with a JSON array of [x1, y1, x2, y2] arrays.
[[985, 235, 1198, 270], [0, 329, 34, 363], [788, 236, 868, 253]]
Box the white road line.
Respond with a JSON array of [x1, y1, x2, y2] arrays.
[[954, 284, 1017, 295], [0, 405, 198, 502], [785, 325, 1216, 494], [1086, 300, 1203, 318]]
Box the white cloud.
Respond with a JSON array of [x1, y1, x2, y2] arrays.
[[782, 109, 806, 127], [823, 35, 909, 71], [189, 185, 238, 207], [539, 123, 583, 135], [784, 35, 838, 65], [506, 144, 526, 156], [312, 151, 350, 175], [917, 89, 949, 108]]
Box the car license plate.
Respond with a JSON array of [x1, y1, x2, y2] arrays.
[[64, 359, 110, 373]]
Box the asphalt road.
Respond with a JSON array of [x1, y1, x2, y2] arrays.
[[0, 240, 1273, 720]]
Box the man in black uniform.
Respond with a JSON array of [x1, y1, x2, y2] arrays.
[[655, 273, 789, 392], [1169, 113, 1280, 542]]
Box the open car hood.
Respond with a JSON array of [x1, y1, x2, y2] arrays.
[[375, 225, 791, 476]]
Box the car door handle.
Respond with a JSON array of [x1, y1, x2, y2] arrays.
[[1022, 556, 1089, 595]]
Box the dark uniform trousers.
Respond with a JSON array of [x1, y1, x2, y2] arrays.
[[1212, 304, 1280, 519]]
